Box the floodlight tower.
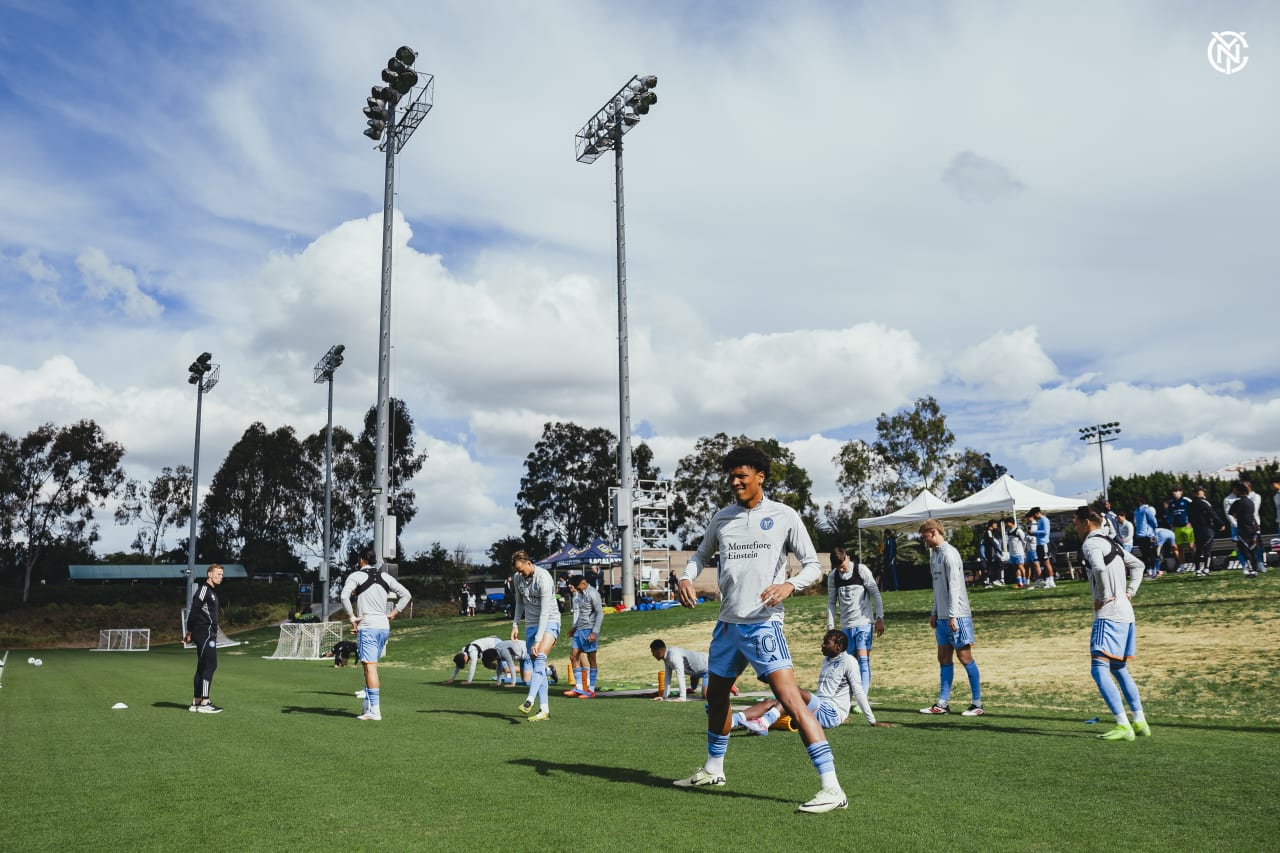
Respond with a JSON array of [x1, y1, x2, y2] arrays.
[[361, 46, 433, 563], [575, 74, 659, 608], [313, 344, 345, 621], [1079, 421, 1122, 501], [185, 352, 219, 610]]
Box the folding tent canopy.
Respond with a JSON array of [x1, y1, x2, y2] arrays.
[[856, 489, 953, 532], [928, 474, 1081, 527]]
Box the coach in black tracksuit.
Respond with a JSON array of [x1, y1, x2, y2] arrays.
[[184, 564, 225, 713]]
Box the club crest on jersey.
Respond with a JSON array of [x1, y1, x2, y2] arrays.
[[760, 517, 774, 530]]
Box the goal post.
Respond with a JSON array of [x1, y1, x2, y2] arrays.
[[179, 610, 241, 649], [265, 621, 344, 660], [91, 628, 151, 652]]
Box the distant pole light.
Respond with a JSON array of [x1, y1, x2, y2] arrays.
[[1078, 422, 1122, 501]]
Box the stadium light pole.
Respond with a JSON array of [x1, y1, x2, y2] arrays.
[[361, 46, 433, 563], [575, 74, 659, 608], [314, 344, 345, 621], [185, 352, 219, 619], [1079, 421, 1122, 501]]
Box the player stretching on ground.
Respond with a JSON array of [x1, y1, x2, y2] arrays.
[[672, 445, 847, 814]]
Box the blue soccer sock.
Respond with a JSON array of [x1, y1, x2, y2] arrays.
[[705, 731, 730, 775], [939, 663, 955, 704], [760, 706, 783, 728], [1110, 660, 1144, 721], [806, 740, 840, 790], [527, 655, 546, 705], [731, 712, 745, 729], [1091, 658, 1127, 722], [366, 687, 380, 709], [963, 660, 981, 704], [573, 667, 584, 691], [857, 655, 872, 694], [589, 668, 598, 689]]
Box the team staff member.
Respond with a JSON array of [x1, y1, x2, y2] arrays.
[[341, 548, 412, 721], [185, 563, 225, 714]]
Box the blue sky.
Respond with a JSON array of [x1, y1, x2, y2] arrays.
[[1, 1, 1276, 560]]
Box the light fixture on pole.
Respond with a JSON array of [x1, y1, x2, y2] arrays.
[[185, 352, 219, 621], [313, 344, 345, 621], [361, 46, 433, 563], [1078, 421, 1122, 501], [575, 74, 659, 608]]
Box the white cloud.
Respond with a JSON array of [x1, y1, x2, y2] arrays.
[[951, 327, 1059, 398], [942, 151, 1027, 203], [75, 248, 162, 320]]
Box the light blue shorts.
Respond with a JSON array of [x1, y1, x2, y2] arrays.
[[1091, 619, 1136, 661], [808, 694, 846, 729], [708, 621, 794, 680], [356, 627, 389, 663], [935, 616, 975, 649], [843, 624, 873, 653], [524, 623, 561, 653], [571, 627, 598, 653], [1007, 553, 1024, 566]]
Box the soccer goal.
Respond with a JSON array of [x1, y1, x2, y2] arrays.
[[179, 610, 241, 649], [91, 628, 151, 652], [265, 621, 344, 660]]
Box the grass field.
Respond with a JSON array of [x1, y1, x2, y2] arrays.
[[3, 571, 1278, 851]]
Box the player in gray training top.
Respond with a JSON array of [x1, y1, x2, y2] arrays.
[[341, 548, 412, 721], [512, 551, 560, 721], [732, 630, 892, 733], [825, 546, 884, 695], [673, 445, 847, 815], [565, 575, 605, 697], [918, 519, 983, 717], [1075, 504, 1150, 741], [447, 636, 502, 685], [650, 640, 710, 700], [490, 638, 530, 687]]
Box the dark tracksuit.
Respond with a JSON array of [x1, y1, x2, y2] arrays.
[[189, 582, 220, 701]]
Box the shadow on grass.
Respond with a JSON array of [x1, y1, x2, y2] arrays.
[[419, 708, 522, 725], [507, 758, 792, 803], [152, 701, 193, 711], [876, 705, 1280, 736], [281, 705, 353, 717]]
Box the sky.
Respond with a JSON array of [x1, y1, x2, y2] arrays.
[[1, 0, 1276, 564]]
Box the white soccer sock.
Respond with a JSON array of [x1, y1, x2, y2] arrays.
[[731, 712, 745, 729]]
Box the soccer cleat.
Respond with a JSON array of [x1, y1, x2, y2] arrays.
[[992, 579, 1005, 587], [527, 709, 550, 722], [1099, 723, 1135, 741], [357, 709, 381, 721], [518, 699, 536, 715], [961, 704, 985, 717], [742, 718, 770, 736], [196, 703, 223, 714], [673, 768, 726, 788], [797, 787, 849, 814], [355, 689, 366, 699], [576, 689, 594, 699], [1133, 720, 1152, 737], [919, 703, 950, 715], [563, 689, 582, 697]]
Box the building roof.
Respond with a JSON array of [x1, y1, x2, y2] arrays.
[[68, 564, 248, 580]]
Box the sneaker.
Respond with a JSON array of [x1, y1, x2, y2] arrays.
[[673, 768, 726, 788], [189, 704, 201, 713], [196, 703, 223, 714], [518, 699, 536, 716], [797, 787, 848, 814], [1245, 571, 1259, 578], [1099, 723, 1134, 741], [357, 709, 381, 721], [355, 689, 366, 699], [919, 703, 950, 715], [1045, 579, 1057, 589], [742, 718, 770, 736], [527, 709, 550, 722], [961, 704, 984, 717], [563, 688, 583, 697], [1133, 720, 1152, 737], [992, 580, 1005, 587]]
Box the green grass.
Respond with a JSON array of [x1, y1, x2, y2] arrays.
[[3, 573, 1278, 851]]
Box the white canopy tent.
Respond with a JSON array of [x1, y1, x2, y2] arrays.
[[929, 474, 1082, 527], [856, 489, 953, 532]]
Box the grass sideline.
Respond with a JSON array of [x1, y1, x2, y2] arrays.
[[2, 572, 1278, 851]]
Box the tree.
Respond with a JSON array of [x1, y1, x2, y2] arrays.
[[357, 398, 427, 556], [114, 465, 192, 562], [487, 535, 530, 570], [946, 449, 1007, 502], [673, 434, 816, 548], [516, 422, 660, 553], [835, 396, 958, 517], [0, 421, 127, 602], [299, 425, 363, 567]]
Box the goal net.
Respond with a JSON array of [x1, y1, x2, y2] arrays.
[[265, 621, 344, 660], [92, 628, 151, 652], [179, 610, 241, 648]]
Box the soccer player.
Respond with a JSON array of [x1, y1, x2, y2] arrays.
[[650, 639, 709, 701], [825, 547, 884, 695], [512, 551, 559, 721], [184, 563, 224, 714], [671, 445, 847, 814], [918, 519, 984, 717], [1133, 497, 1159, 577], [488, 638, 530, 687], [732, 630, 892, 734], [1165, 486, 1194, 569], [1027, 507, 1056, 589], [341, 548, 412, 721], [1074, 504, 1150, 741], [446, 636, 502, 685], [564, 575, 604, 697], [1002, 517, 1030, 589]]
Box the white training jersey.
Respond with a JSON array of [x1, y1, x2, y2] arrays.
[[1082, 531, 1143, 623], [340, 567, 412, 631], [682, 496, 822, 624], [455, 636, 501, 682], [929, 541, 971, 620], [815, 651, 875, 725], [1004, 526, 1027, 557], [571, 585, 604, 633], [513, 567, 557, 643], [663, 647, 709, 698], [826, 562, 883, 629]]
